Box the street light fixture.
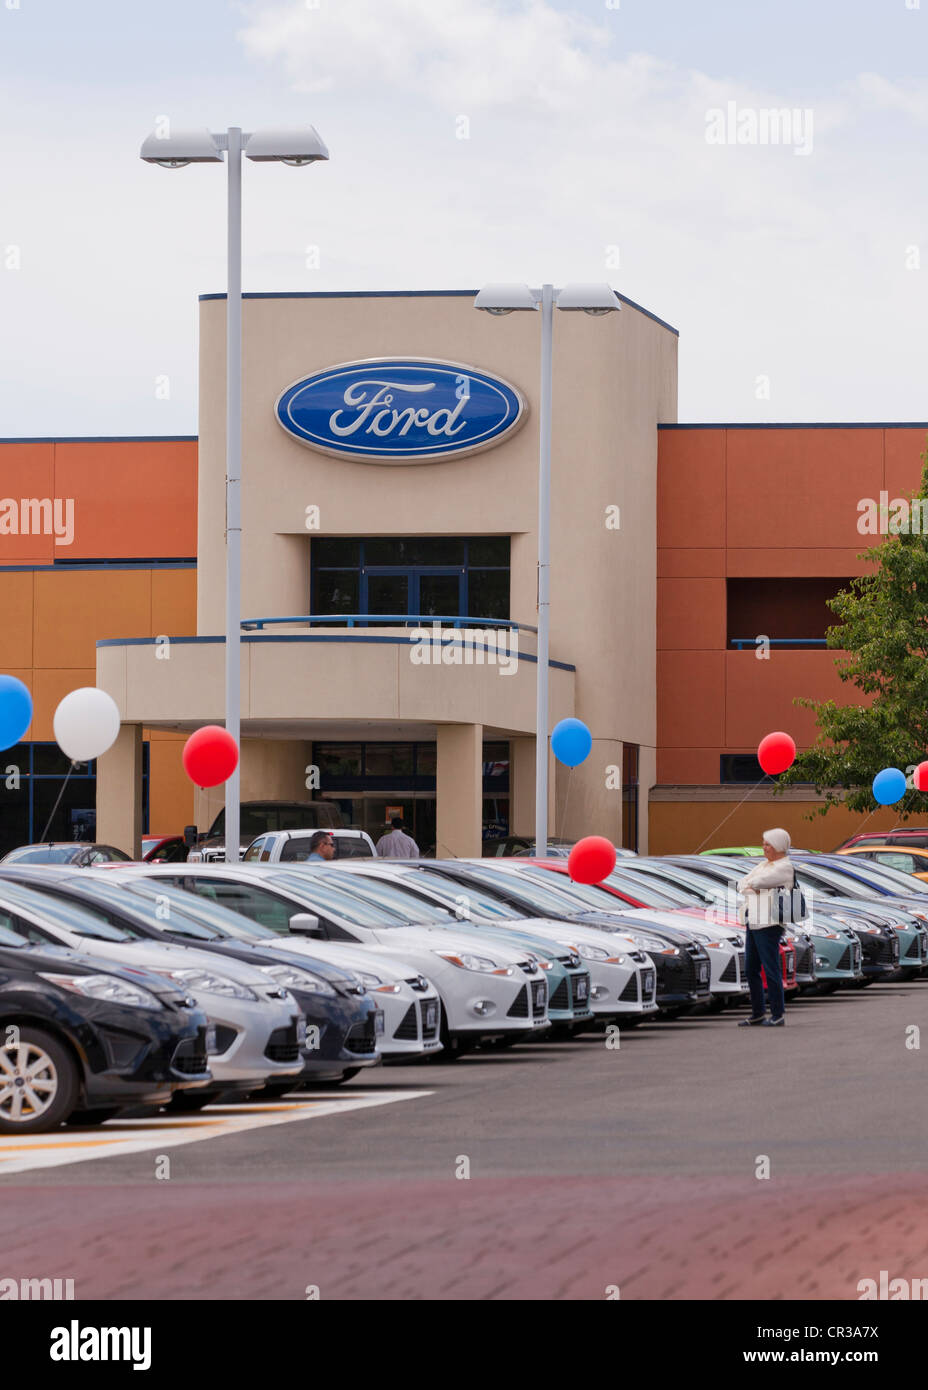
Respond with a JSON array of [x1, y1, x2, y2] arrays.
[[475, 281, 621, 858], [141, 124, 329, 862]]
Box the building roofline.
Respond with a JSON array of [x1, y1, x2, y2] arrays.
[[198, 288, 680, 337], [659, 422, 928, 431], [0, 436, 197, 444]]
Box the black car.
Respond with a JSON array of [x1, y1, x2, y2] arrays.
[[0, 926, 211, 1133], [0, 866, 381, 1089]]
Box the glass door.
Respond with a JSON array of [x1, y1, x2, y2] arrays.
[[415, 569, 464, 620], [363, 570, 410, 625]]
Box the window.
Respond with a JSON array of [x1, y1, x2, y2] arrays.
[[181, 878, 297, 935], [622, 744, 639, 852], [0, 743, 150, 859], [869, 851, 921, 875], [727, 578, 853, 650], [311, 537, 510, 623]]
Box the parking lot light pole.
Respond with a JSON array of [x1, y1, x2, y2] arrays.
[[140, 126, 329, 862], [475, 283, 621, 858]]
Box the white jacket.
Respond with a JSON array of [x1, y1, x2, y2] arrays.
[[737, 856, 795, 929]]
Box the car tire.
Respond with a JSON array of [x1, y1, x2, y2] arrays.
[[0, 1027, 79, 1135], [312, 1068, 362, 1087], [64, 1108, 119, 1126], [163, 1090, 224, 1113]]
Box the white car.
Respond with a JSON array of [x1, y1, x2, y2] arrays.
[[0, 877, 306, 1100], [242, 829, 376, 863], [329, 860, 659, 1023], [105, 873, 441, 1060], [114, 863, 551, 1052]]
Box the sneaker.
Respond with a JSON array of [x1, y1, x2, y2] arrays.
[[738, 1016, 767, 1026], [762, 1016, 785, 1027]]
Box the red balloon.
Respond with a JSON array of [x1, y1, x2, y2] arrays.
[[757, 731, 796, 776], [182, 725, 239, 788], [915, 762, 928, 792], [568, 835, 617, 886]]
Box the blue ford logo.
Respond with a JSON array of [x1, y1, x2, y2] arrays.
[[275, 358, 526, 463]]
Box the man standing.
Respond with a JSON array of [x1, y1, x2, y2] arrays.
[[305, 831, 335, 862], [736, 827, 795, 1027], [376, 817, 419, 859]]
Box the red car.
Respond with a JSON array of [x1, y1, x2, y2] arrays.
[[836, 827, 928, 851], [516, 857, 798, 996]]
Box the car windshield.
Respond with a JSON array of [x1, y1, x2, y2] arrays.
[[623, 859, 733, 903], [61, 878, 226, 941], [510, 866, 636, 913], [266, 872, 413, 927], [0, 881, 136, 940], [3, 846, 81, 864], [383, 870, 524, 921], [604, 870, 695, 908], [830, 855, 928, 896], [309, 870, 457, 925], [437, 865, 587, 917], [123, 882, 280, 939]]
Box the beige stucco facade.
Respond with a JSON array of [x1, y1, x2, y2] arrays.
[[96, 290, 677, 857]]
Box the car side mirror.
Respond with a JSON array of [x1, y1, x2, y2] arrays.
[[183, 825, 199, 848], [289, 913, 323, 937]]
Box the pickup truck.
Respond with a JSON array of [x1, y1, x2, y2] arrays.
[[188, 800, 345, 863]]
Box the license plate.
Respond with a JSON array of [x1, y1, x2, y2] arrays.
[[424, 1002, 438, 1031], [374, 1009, 385, 1035], [574, 977, 589, 1002], [295, 1017, 307, 1046], [205, 1025, 218, 1054], [643, 971, 654, 992], [698, 963, 709, 983]]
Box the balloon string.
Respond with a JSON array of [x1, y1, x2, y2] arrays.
[[39, 761, 77, 843], [691, 775, 771, 854], [559, 765, 573, 847]]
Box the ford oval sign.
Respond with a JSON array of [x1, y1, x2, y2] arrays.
[[275, 358, 526, 464]]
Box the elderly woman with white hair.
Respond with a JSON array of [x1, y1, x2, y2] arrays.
[[736, 828, 795, 1027]]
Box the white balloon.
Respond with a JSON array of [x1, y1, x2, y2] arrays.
[[53, 687, 121, 762]]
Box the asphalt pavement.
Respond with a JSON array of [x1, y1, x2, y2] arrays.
[[2, 983, 927, 1299]]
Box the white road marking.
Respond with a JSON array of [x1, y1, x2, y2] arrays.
[[0, 1089, 432, 1175]]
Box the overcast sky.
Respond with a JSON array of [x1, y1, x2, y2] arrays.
[[1, 0, 927, 435]]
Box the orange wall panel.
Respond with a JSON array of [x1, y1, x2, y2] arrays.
[[726, 548, 876, 578], [657, 430, 726, 548], [0, 571, 35, 668], [146, 733, 194, 833], [151, 569, 197, 636], [655, 748, 720, 783], [657, 651, 725, 749], [30, 668, 96, 740], [0, 444, 56, 564], [657, 548, 725, 578], [33, 570, 152, 669], [884, 428, 928, 498], [724, 649, 859, 750], [657, 577, 726, 650], [52, 441, 197, 560], [725, 429, 882, 550]]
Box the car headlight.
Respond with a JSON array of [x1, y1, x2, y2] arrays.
[[629, 934, 679, 954], [568, 941, 629, 963], [354, 971, 402, 995], [152, 968, 257, 1000], [435, 951, 513, 975], [39, 972, 164, 1011], [259, 964, 335, 995]]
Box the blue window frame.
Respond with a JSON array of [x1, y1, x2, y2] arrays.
[[0, 742, 150, 857], [311, 537, 510, 623]]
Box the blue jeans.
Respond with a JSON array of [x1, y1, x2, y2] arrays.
[[745, 926, 785, 1020]]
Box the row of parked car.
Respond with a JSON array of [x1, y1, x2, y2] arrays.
[[1, 844, 925, 1134]]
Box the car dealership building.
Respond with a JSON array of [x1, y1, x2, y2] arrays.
[[1, 289, 925, 857]]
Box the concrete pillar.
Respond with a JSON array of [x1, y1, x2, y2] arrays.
[[636, 744, 656, 854], [510, 736, 556, 838], [436, 723, 483, 858], [96, 723, 143, 858], [555, 738, 623, 844]]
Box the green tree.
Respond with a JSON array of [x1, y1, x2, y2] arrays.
[[777, 448, 928, 816]]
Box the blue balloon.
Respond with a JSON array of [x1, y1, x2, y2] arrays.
[[0, 675, 32, 751], [873, 767, 907, 805], [551, 717, 592, 767]]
